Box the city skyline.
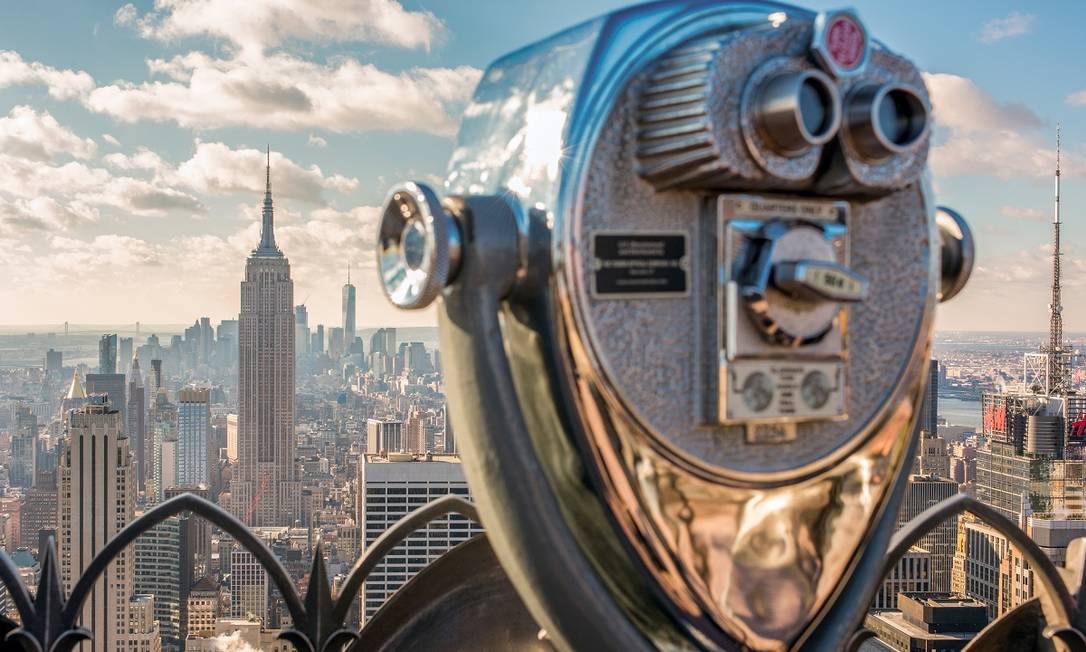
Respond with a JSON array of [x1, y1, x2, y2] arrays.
[[2, 1, 1086, 330], [0, 3, 1084, 648]]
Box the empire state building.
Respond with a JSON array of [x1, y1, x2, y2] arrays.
[[234, 148, 300, 526]]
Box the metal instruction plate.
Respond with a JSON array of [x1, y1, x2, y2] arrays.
[[723, 359, 845, 423], [591, 232, 689, 298], [721, 195, 844, 223]]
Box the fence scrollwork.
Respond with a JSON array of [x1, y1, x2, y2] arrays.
[[0, 492, 478, 652]]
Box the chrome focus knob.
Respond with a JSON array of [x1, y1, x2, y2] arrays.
[[377, 182, 462, 310], [935, 206, 973, 302]]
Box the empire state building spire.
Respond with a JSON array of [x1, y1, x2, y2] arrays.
[[238, 144, 297, 526], [256, 145, 280, 255]]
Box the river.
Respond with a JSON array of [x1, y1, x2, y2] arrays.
[[939, 396, 981, 429]]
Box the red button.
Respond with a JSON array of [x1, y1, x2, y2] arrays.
[[825, 16, 865, 70]]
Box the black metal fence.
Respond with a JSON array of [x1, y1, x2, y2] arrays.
[[3, 491, 1086, 651], [0, 493, 476, 652]]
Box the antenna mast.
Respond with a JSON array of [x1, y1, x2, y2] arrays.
[[1046, 124, 1070, 394]]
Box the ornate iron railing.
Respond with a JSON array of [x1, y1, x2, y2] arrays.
[[854, 493, 1086, 652], [0, 492, 477, 652], [3, 490, 1086, 651]]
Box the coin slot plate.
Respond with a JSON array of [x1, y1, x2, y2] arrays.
[[717, 194, 852, 441]]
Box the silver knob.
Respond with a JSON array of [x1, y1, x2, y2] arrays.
[[772, 260, 868, 303], [935, 206, 973, 302], [377, 182, 462, 310]]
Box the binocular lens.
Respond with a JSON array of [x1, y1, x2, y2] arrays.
[[401, 220, 428, 271], [754, 69, 840, 156], [845, 83, 928, 161], [877, 87, 926, 148], [799, 78, 833, 140]]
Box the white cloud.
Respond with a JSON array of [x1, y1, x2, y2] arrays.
[[119, 0, 444, 55], [971, 244, 1086, 287], [0, 50, 94, 100], [980, 12, 1036, 44], [277, 205, 380, 268], [86, 52, 480, 136], [924, 73, 1043, 133], [0, 195, 99, 234], [174, 204, 379, 276], [176, 142, 358, 201], [1067, 90, 1086, 107], [1000, 206, 1046, 222], [102, 133, 121, 147], [0, 106, 96, 161], [922, 73, 1079, 181], [103, 147, 169, 174], [0, 155, 111, 199], [0, 108, 210, 221], [308, 134, 327, 147], [0, 152, 203, 217], [113, 4, 138, 27], [48, 233, 163, 276], [85, 175, 205, 215], [101, 142, 357, 204], [0, 200, 426, 324]]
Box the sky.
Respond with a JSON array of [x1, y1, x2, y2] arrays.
[[0, 0, 1083, 333]]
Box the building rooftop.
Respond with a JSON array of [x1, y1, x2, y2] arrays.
[[190, 575, 218, 593], [904, 594, 985, 609], [364, 453, 461, 464], [866, 610, 979, 642]]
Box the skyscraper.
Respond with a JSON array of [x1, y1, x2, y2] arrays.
[[149, 359, 163, 396], [119, 337, 134, 371], [127, 355, 148, 489], [898, 475, 958, 592], [178, 387, 211, 487], [366, 418, 404, 454], [59, 395, 139, 652], [44, 349, 62, 375], [99, 334, 118, 374], [134, 516, 181, 650], [62, 369, 87, 413], [20, 469, 57, 552], [294, 304, 310, 357], [328, 327, 344, 360], [230, 548, 268, 622], [922, 359, 939, 436], [369, 328, 397, 356], [234, 149, 299, 527], [152, 392, 178, 501], [357, 454, 481, 621], [85, 372, 126, 426], [343, 263, 356, 347], [11, 406, 37, 488]]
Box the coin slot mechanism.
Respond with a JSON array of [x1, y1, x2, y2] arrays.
[[717, 194, 852, 440]]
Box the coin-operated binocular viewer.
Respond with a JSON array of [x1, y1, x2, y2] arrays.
[[377, 2, 973, 650]]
